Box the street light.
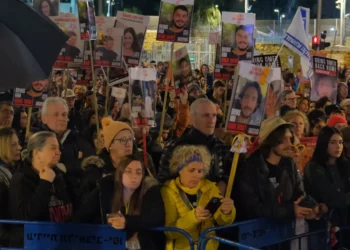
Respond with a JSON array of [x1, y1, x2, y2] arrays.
[[274, 9, 279, 12], [281, 14, 285, 18]]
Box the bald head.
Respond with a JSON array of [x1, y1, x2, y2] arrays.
[[190, 98, 217, 135]]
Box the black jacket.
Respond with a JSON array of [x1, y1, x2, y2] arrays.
[[74, 175, 165, 250], [158, 128, 232, 183], [8, 161, 74, 247], [234, 150, 303, 221], [78, 148, 157, 204], [0, 161, 12, 246], [304, 160, 350, 225]]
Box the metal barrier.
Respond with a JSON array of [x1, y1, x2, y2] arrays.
[[197, 218, 329, 250], [199, 236, 260, 250], [0, 220, 194, 250]]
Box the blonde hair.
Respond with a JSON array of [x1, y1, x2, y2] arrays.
[[283, 109, 310, 136], [169, 145, 211, 176], [73, 85, 87, 94], [0, 128, 17, 164]]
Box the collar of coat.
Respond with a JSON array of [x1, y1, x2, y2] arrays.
[[163, 178, 216, 195]]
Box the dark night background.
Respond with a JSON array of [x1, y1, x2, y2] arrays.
[[57, 0, 339, 19]]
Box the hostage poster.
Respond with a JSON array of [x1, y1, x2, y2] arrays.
[[172, 46, 195, 95], [33, 0, 59, 17], [129, 67, 157, 127], [51, 13, 84, 65], [311, 56, 337, 103], [225, 61, 281, 135], [77, 0, 97, 40], [221, 12, 255, 66], [94, 16, 123, 68], [156, 0, 194, 43], [115, 11, 149, 66], [252, 54, 281, 68]]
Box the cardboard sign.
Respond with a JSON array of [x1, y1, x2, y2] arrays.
[[156, 0, 194, 43]]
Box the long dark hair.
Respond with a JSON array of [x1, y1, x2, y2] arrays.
[[311, 126, 344, 165], [111, 154, 144, 215], [124, 27, 141, 53], [260, 125, 294, 158]]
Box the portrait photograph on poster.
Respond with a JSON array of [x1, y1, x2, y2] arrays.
[[156, 0, 194, 43], [129, 67, 157, 128], [94, 28, 123, 68], [225, 61, 281, 135], [172, 46, 195, 95], [311, 56, 338, 103], [77, 0, 97, 40], [33, 0, 59, 17], [221, 12, 255, 66], [51, 14, 84, 64], [115, 12, 149, 66]]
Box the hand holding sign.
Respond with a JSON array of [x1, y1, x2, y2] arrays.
[[220, 197, 234, 215]]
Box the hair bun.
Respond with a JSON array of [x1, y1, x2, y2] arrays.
[[101, 117, 112, 128]]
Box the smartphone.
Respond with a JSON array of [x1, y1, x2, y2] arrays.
[[299, 195, 317, 208], [205, 197, 221, 214]]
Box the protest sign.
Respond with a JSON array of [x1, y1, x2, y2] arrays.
[[225, 61, 281, 135], [252, 54, 281, 68], [77, 0, 97, 40], [214, 43, 231, 80], [129, 67, 157, 127], [115, 12, 149, 66], [33, 0, 59, 17], [173, 46, 195, 95], [221, 12, 255, 66], [51, 13, 84, 65], [311, 56, 337, 103], [156, 0, 194, 43], [12, 88, 34, 107], [295, 137, 317, 174]]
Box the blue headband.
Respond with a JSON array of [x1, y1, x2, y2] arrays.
[[178, 154, 203, 171]]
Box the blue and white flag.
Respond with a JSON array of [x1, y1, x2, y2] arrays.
[[282, 7, 313, 79]]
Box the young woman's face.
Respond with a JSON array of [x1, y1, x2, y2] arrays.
[[327, 133, 343, 159], [9, 133, 22, 162], [122, 161, 143, 190], [20, 111, 28, 129], [123, 32, 134, 50], [179, 161, 205, 189]]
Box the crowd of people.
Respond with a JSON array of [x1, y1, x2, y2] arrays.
[[1, 61, 350, 250]]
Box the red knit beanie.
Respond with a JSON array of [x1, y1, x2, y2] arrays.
[[327, 115, 348, 127]]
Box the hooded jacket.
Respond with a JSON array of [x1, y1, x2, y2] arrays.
[[159, 128, 232, 183], [234, 150, 304, 221], [161, 178, 236, 250], [74, 175, 165, 250], [8, 160, 74, 247]]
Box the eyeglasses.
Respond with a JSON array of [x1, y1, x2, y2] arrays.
[[113, 137, 135, 146]]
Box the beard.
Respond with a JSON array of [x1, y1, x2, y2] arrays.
[[31, 84, 44, 93], [237, 43, 248, 51], [174, 21, 185, 29], [241, 107, 253, 118]]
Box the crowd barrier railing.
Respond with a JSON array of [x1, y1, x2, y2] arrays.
[[197, 218, 329, 250], [0, 220, 194, 250]]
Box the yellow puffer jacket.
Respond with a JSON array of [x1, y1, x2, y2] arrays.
[[161, 178, 236, 250]]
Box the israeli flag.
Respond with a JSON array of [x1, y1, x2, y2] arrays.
[[282, 7, 313, 79]]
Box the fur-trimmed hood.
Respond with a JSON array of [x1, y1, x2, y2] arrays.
[[81, 156, 105, 169]]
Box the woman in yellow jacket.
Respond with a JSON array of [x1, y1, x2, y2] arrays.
[[161, 145, 236, 250]]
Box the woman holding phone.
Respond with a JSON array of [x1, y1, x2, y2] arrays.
[[161, 145, 235, 250]]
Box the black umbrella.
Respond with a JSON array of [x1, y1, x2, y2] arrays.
[[0, 0, 68, 92]]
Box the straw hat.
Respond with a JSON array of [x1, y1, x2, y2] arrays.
[[258, 116, 294, 144]]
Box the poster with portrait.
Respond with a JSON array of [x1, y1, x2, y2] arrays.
[[156, 0, 194, 43], [115, 11, 149, 66], [253, 55, 283, 118], [172, 46, 194, 95], [225, 61, 281, 135], [22, 80, 49, 108], [311, 56, 338, 103], [129, 67, 157, 127], [221, 12, 255, 66], [94, 27, 123, 68], [33, 0, 59, 17], [51, 13, 84, 64], [77, 0, 97, 40]]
